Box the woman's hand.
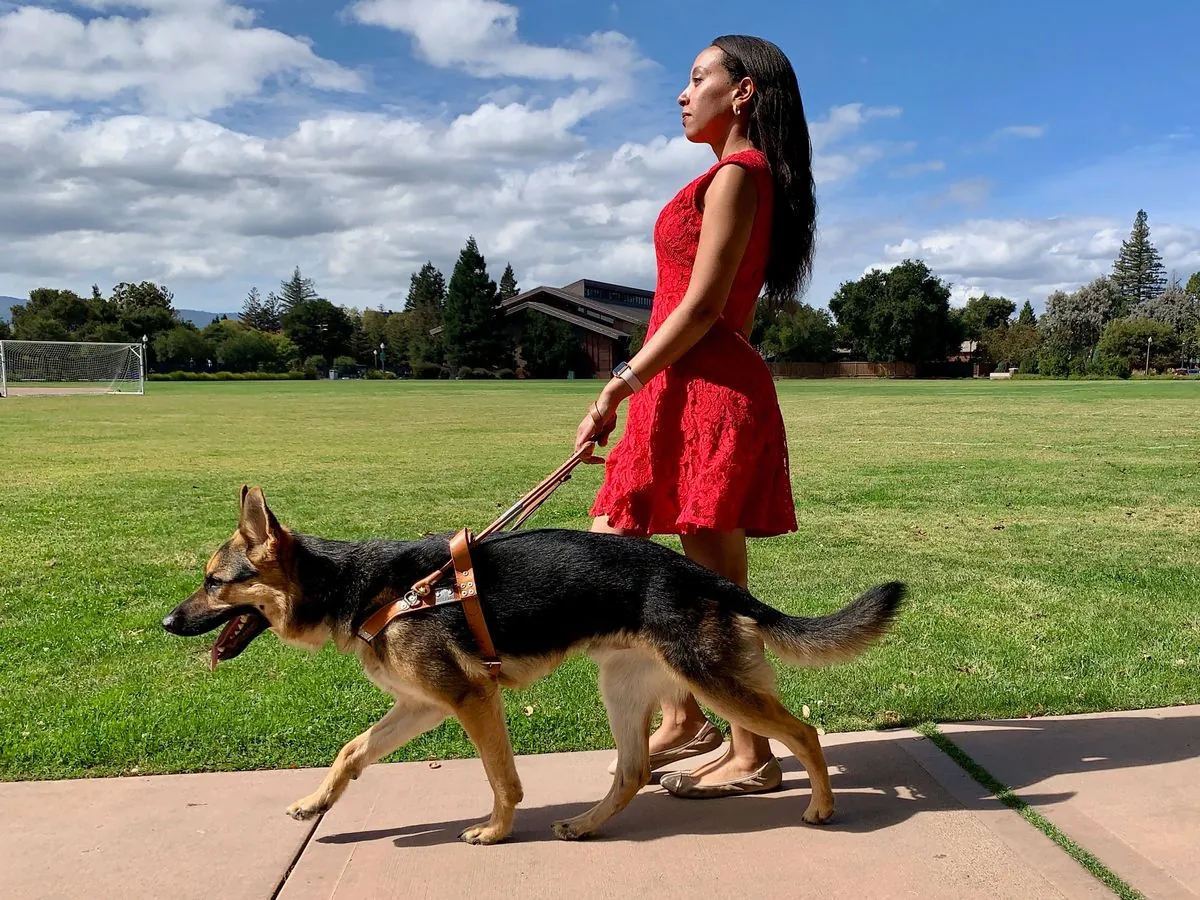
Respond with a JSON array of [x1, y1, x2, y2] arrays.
[[575, 380, 628, 461]]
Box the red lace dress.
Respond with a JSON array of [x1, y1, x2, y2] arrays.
[[590, 148, 797, 538]]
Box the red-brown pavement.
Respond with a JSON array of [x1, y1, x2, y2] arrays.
[[1, 708, 1195, 900], [940, 706, 1200, 900]]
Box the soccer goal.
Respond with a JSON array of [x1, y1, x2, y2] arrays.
[[0, 340, 145, 398]]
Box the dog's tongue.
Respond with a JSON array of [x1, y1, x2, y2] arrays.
[[209, 616, 242, 672]]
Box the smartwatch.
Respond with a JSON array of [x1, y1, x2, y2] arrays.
[[612, 361, 644, 393]]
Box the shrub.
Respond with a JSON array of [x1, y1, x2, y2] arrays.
[[412, 361, 442, 379]]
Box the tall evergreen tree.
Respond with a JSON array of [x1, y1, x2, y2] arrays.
[[277, 266, 319, 312], [404, 262, 447, 311], [404, 261, 447, 366], [1017, 300, 1037, 327], [1111, 209, 1167, 311], [1186, 272, 1200, 298], [240, 287, 264, 329], [259, 291, 282, 332], [441, 236, 510, 370], [499, 263, 519, 300]]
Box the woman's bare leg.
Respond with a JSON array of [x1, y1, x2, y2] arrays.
[[590, 515, 711, 753], [674, 527, 774, 784]]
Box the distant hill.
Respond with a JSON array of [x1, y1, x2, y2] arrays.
[[177, 308, 229, 328], [1, 299, 232, 329]]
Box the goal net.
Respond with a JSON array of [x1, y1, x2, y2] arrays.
[[0, 340, 145, 397]]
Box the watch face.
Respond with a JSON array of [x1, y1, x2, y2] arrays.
[[612, 362, 628, 376]]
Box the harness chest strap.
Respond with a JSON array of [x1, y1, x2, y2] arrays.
[[355, 528, 502, 679]]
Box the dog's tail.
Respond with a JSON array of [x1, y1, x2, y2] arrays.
[[740, 582, 906, 667]]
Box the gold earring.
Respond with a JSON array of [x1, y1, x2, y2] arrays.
[[733, 104, 740, 116]]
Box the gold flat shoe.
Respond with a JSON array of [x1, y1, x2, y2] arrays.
[[660, 756, 783, 798], [607, 720, 724, 775]]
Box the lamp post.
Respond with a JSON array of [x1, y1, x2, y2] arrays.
[[379, 341, 387, 372], [1145, 336, 1153, 376]]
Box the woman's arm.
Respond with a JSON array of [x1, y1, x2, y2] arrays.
[[598, 165, 757, 403]]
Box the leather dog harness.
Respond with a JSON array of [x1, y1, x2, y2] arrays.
[[355, 408, 612, 679], [356, 527, 502, 676]]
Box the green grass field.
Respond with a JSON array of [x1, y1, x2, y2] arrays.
[[1, 379, 1197, 781]]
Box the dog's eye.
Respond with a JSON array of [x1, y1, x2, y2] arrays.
[[204, 575, 224, 590]]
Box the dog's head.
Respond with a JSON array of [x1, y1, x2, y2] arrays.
[[162, 485, 323, 669]]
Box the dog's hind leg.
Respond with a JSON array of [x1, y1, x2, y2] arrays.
[[454, 687, 524, 846], [678, 649, 835, 825], [551, 649, 679, 841], [286, 699, 447, 821]]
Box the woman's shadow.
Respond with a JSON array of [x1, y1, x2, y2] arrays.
[[314, 711, 1198, 848]]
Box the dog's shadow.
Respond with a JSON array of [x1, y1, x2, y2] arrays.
[[316, 712, 1198, 848]]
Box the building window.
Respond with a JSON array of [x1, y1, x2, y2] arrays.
[[584, 285, 652, 309]]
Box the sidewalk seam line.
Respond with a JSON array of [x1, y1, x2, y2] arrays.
[[916, 722, 1146, 900], [271, 812, 324, 900]]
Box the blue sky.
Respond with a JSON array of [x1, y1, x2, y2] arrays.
[[1, 0, 1197, 314]]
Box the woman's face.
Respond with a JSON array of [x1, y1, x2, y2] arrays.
[[678, 46, 739, 143]]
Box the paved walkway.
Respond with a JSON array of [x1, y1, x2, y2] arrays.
[[2, 706, 1196, 900]]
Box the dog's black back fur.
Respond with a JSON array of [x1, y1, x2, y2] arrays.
[[290, 528, 902, 668]]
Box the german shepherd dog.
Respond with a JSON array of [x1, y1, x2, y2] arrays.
[[161, 487, 904, 844]]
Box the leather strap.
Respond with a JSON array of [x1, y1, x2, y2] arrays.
[[355, 529, 501, 679], [450, 529, 501, 677]]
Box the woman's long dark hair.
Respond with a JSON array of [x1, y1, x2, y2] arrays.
[[711, 35, 817, 306]]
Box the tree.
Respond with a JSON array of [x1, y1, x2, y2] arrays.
[[216, 330, 289, 372], [518, 312, 582, 377], [110, 280, 178, 348], [404, 261, 447, 366], [955, 293, 1017, 340], [499, 263, 519, 300], [761, 303, 837, 362], [828, 259, 956, 362], [1038, 276, 1122, 361], [1186, 272, 1200, 298], [154, 325, 212, 371], [110, 280, 174, 313], [1111, 209, 1167, 312], [441, 236, 511, 370], [1133, 283, 1199, 334], [276, 267, 319, 313], [984, 323, 1040, 371], [1017, 300, 1037, 327], [0, 319, 10, 340], [1097, 318, 1179, 373], [10, 288, 91, 339], [281, 297, 353, 362], [239, 287, 272, 331]]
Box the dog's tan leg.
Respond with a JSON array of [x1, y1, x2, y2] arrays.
[[686, 656, 835, 825], [454, 687, 524, 845], [286, 699, 446, 821], [551, 649, 675, 841]]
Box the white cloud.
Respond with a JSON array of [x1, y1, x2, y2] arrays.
[[0, 90, 906, 309], [891, 160, 944, 178], [995, 124, 1046, 139], [869, 217, 1200, 306], [0, 2, 363, 115], [346, 0, 648, 83]]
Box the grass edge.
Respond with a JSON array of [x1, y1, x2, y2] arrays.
[[915, 723, 1145, 900]]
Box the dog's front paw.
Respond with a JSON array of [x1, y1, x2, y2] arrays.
[[286, 796, 327, 821], [551, 819, 589, 841], [802, 798, 834, 826], [459, 820, 508, 845]]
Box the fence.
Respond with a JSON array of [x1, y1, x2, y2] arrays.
[[765, 360, 985, 379]]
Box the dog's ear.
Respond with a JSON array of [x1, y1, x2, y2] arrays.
[[239, 486, 281, 548]]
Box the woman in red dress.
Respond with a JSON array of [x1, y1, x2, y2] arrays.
[[574, 35, 818, 798]]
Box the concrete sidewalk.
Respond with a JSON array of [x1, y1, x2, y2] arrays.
[[1, 707, 1196, 900]]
